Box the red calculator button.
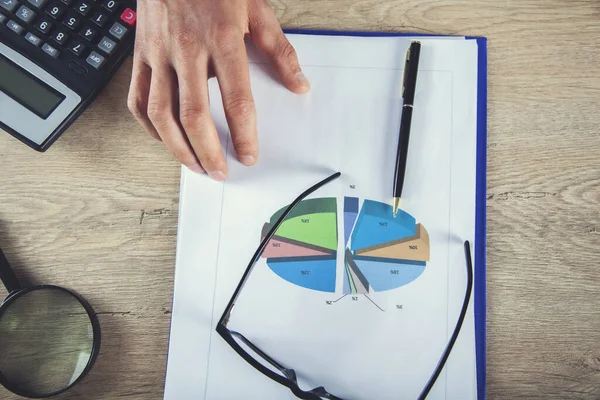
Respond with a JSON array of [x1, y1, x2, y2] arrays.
[[120, 8, 136, 26]]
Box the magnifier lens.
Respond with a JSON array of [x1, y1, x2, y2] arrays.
[[0, 287, 95, 397]]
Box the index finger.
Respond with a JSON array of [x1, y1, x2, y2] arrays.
[[213, 33, 258, 166]]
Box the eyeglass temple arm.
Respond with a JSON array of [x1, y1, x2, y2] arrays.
[[0, 247, 21, 294], [230, 331, 293, 377], [417, 240, 474, 400], [218, 172, 342, 327]]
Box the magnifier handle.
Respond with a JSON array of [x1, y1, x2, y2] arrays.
[[0, 247, 21, 293]]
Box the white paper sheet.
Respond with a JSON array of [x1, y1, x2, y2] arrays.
[[164, 33, 480, 400]]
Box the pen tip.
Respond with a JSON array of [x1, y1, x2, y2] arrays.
[[392, 197, 401, 218]]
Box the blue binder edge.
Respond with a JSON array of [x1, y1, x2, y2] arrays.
[[283, 29, 488, 399], [469, 35, 487, 400]]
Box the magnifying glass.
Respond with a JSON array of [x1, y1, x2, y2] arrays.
[[0, 247, 101, 398]]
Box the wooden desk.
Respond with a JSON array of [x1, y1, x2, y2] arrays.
[[1, 0, 599, 398]]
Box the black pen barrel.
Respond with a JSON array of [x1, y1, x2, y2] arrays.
[[393, 106, 413, 198]]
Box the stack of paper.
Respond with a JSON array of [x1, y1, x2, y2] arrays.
[[164, 32, 487, 400]]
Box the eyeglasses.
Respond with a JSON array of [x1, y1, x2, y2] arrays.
[[216, 172, 473, 400]]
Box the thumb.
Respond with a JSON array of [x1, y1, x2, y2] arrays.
[[248, 0, 310, 94]]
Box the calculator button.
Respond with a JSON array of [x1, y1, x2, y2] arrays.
[[46, 2, 66, 19], [42, 42, 59, 58], [0, 0, 17, 12], [0, 14, 6, 23], [63, 11, 80, 30], [6, 19, 24, 35], [51, 29, 69, 45], [0, 0, 19, 11], [27, 0, 47, 9], [108, 22, 126, 40], [80, 25, 97, 41], [90, 11, 107, 26], [25, 32, 42, 46], [97, 36, 116, 55], [86, 51, 105, 69], [59, 0, 73, 4], [74, 0, 91, 16], [35, 17, 53, 34], [120, 7, 135, 26], [67, 40, 86, 56], [16, 5, 36, 23], [102, 0, 117, 13]]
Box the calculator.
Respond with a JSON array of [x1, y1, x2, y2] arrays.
[[0, 0, 136, 151]]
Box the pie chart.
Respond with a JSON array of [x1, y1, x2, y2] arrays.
[[260, 197, 430, 294]]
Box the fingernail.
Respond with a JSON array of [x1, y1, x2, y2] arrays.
[[189, 163, 205, 174], [208, 170, 227, 181], [295, 71, 310, 88], [239, 155, 255, 166]]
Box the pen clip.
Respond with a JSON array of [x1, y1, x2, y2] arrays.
[[401, 45, 412, 98]]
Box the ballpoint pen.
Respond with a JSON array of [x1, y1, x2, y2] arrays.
[[392, 41, 421, 217]]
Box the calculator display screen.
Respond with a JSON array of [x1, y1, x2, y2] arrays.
[[0, 55, 65, 120]]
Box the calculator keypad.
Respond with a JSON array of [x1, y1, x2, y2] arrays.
[[1, 0, 135, 72]]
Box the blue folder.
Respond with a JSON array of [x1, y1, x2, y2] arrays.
[[283, 28, 488, 400]]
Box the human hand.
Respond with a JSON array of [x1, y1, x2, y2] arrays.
[[128, 0, 310, 180]]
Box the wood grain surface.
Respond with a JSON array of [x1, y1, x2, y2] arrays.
[[1, 0, 599, 399]]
